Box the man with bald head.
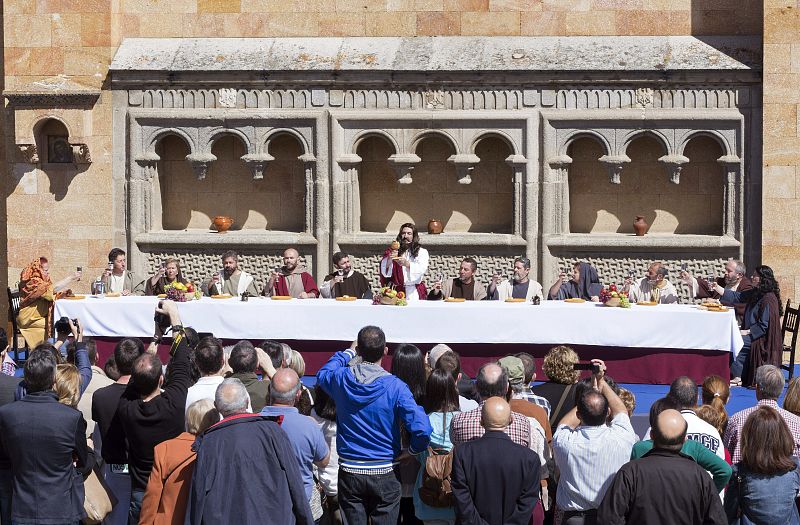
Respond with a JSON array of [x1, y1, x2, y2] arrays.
[[452, 397, 541, 525], [263, 247, 319, 298], [598, 409, 726, 524], [261, 368, 329, 522], [553, 359, 636, 524]]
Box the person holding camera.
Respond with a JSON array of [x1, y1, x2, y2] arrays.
[[100, 248, 144, 296], [117, 300, 194, 523], [17, 257, 82, 348], [552, 359, 637, 525]]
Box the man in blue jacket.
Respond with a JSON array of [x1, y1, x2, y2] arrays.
[[317, 325, 431, 525]]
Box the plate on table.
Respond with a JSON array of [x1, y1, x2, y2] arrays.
[[335, 296, 357, 301], [104, 292, 121, 298], [445, 297, 466, 303], [63, 295, 86, 300], [211, 294, 233, 299], [271, 295, 292, 300], [564, 298, 585, 303], [505, 298, 527, 303], [157, 294, 167, 299], [637, 301, 658, 306], [698, 305, 729, 312]]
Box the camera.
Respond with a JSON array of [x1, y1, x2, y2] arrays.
[[54, 316, 78, 334], [573, 362, 601, 374], [154, 312, 171, 333]]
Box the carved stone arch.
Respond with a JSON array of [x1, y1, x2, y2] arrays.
[[351, 130, 400, 156], [677, 130, 734, 158], [410, 129, 459, 155], [32, 115, 74, 139], [207, 128, 254, 155], [264, 128, 312, 156], [619, 129, 671, 157], [147, 127, 195, 155], [469, 130, 520, 156], [559, 130, 612, 157]]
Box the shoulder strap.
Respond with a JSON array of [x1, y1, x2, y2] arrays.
[[549, 384, 573, 428]]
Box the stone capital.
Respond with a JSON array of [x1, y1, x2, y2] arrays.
[[186, 152, 217, 180], [448, 153, 480, 184], [658, 154, 689, 184], [598, 155, 631, 185], [241, 153, 274, 180], [388, 153, 421, 185]]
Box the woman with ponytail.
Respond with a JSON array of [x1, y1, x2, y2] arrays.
[[699, 375, 730, 434]]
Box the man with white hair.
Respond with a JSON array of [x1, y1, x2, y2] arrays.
[[681, 259, 752, 320], [724, 365, 800, 463], [185, 378, 314, 524]]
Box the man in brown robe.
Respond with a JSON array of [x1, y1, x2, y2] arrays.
[[319, 252, 372, 299], [262, 248, 319, 299], [681, 259, 752, 322], [428, 257, 487, 301]]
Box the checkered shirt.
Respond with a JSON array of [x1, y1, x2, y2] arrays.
[[450, 403, 531, 447], [724, 399, 800, 464], [515, 387, 552, 418]]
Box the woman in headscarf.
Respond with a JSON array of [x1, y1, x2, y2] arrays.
[[17, 257, 81, 348], [713, 265, 783, 387], [547, 261, 603, 302]]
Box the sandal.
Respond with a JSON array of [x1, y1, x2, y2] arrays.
[[730, 377, 742, 387]]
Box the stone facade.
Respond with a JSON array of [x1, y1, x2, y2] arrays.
[[0, 3, 771, 320]]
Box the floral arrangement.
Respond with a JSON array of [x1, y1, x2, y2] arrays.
[[372, 287, 407, 306], [165, 282, 202, 302], [599, 284, 631, 308]]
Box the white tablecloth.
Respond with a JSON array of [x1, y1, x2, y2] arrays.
[[55, 297, 743, 356]]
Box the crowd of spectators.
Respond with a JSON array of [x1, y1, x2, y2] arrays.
[[1, 299, 800, 525]]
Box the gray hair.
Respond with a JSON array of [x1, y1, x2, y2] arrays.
[[281, 343, 293, 367], [428, 344, 452, 370], [269, 377, 301, 405], [186, 398, 220, 435], [514, 257, 531, 269], [755, 365, 784, 399], [215, 378, 250, 417], [733, 260, 746, 276]]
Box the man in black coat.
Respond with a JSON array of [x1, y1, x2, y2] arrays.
[[185, 378, 314, 524], [0, 366, 21, 524], [451, 397, 540, 525], [598, 409, 726, 525], [0, 347, 93, 524]]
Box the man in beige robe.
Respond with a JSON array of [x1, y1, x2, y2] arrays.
[[204, 250, 260, 297]]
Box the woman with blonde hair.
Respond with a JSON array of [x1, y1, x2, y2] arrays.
[[782, 376, 800, 417], [288, 349, 314, 416], [140, 398, 219, 525], [531, 345, 581, 426], [145, 258, 189, 296], [55, 363, 80, 408], [699, 375, 730, 434]]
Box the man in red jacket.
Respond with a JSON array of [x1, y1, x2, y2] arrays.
[[263, 248, 319, 298]]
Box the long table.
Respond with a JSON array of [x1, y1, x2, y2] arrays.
[[55, 296, 743, 384]]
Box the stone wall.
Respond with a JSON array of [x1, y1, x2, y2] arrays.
[[762, 4, 800, 302]]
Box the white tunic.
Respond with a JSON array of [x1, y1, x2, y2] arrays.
[[380, 247, 429, 301]]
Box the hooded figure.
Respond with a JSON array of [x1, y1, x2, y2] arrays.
[[550, 262, 604, 301]]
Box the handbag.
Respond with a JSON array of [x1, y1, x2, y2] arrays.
[[418, 412, 455, 508], [82, 464, 116, 524]]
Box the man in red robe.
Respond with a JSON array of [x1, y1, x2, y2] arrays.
[[262, 248, 319, 299]]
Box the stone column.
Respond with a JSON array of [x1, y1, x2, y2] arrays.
[[718, 155, 742, 240], [387, 153, 420, 185], [447, 153, 480, 185], [186, 152, 217, 180], [336, 154, 362, 234], [658, 154, 690, 184], [299, 153, 317, 235], [506, 154, 527, 237], [241, 152, 274, 180], [546, 155, 572, 235], [598, 154, 630, 185], [130, 153, 160, 275]]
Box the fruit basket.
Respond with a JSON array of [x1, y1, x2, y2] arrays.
[[373, 287, 407, 306]]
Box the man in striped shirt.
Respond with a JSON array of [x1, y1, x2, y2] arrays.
[[552, 359, 637, 525]]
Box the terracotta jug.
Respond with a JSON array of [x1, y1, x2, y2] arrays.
[[427, 219, 444, 234], [212, 216, 234, 233], [633, 215, 648, 236]]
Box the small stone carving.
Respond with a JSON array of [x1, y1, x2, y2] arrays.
[[72, 143, 92, 164], [598, 155, 631, 185], [635, 87, 653, 108], [17, 144, 39, 164], [424, 90, 446, 110], [658, 154, 689, 184], [447, 154, 480, 185], [185, 152, 217, 181], [387, 153, 421, 185], [241, 153, 274, 180], [217, 88, 237, 108]]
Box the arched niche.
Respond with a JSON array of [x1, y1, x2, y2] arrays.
[[678, 136, 725, 234], [35, 118, 73, 164], [157, 134, 194, 230], [471, 135, 514, 234], [567, 136, 607, 233], [264, 132, 306, 232], [357, 134, 399, 232]]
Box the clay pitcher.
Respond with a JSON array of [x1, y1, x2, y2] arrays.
[[427, 219, 443, 234], [633, 215, 648, 236], [212, 216, 234, 233]]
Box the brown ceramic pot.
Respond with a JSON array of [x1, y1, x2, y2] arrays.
[[212, 216, 234, 233], [427, 219, 444, 234], [633, 215, 649, 236]]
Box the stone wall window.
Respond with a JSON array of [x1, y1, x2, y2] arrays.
[[358, 134, 513, 234], [157, 133, 305, 232], [36, 118, 72, 164], [568, 135, 724, 235]]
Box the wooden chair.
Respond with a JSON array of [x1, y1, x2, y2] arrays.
[[6, 286, 27, 363], [781, 299, 800, 381]]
